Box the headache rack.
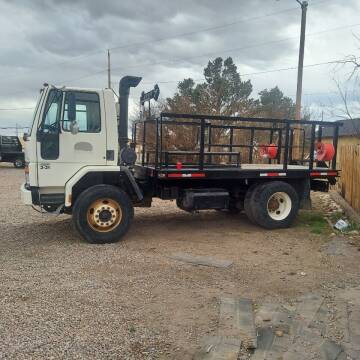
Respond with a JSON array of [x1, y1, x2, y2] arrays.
[[132, 112, 341, 177]]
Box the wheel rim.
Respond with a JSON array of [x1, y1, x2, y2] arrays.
[[266, 192, 292, 221], [15, 160, 22, 167], [87, 198, 122, 232]]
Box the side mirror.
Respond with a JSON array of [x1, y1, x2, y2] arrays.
[[70, 121, 79, 135], [67, 92, 76, 122]]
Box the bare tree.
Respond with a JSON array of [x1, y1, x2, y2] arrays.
[[328, 35, 360, 134]]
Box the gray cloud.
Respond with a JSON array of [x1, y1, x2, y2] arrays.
[[0, 0, 359, 131]]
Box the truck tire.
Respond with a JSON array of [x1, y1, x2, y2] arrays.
[[250, 181, 299, 229], [244, 183, 258, 224], [14, 158, 24, 168], [73, 184, 134, 244]]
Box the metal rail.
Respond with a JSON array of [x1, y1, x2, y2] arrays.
[[132, 112, 341, 172]]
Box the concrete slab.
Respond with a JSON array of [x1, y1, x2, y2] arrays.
[[219, 297, 257, 349], [193, 336, 241, 360], [309, 300, 331, 337], [282, 327, 323, 360], [322, 238, 353, 256], [170, 252, 233, 268], [319, 339, 343, 360], [337, 286, 360, 307], [293, 293, 324, 329], [282, 350, 308, 360], [282, 295, 327, 360], [333, 300, 350, 343], [348, 304, 360, 351], [342, 344, 360, 360], [255, 303, 279, 325], [259, 334, 294, 360], [251, 327, 274, 360]]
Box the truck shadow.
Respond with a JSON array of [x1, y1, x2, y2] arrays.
[[5, 210, 259, 247]]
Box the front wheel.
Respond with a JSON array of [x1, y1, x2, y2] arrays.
[[73, 185, 134, 244], [250, 181, 299, 229]]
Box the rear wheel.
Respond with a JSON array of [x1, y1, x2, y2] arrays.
[[244, 183, 258, 224], [250, 181, 299, 229], [73, 185, 134, 244], [14, 158, 24, 168]]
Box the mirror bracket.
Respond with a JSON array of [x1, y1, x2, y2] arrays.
[[67, 92, 76, 122], [70, 120, 79, 135]]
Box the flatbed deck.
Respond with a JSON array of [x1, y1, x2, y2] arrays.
[[134, 163, 339, 181]]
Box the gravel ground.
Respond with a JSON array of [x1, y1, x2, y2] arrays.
[[1, 164, 360, 359]]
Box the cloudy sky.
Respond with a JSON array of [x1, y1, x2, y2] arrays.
[[0, 0, 359, 134]]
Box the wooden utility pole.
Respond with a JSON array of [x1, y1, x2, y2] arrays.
[[294, 0, 308, 158], [107, 49, 111, 89]]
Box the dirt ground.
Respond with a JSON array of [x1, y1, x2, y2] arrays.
[[1, 163, 360, 359]]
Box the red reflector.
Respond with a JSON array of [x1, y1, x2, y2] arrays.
[[167, 173, 206, 178], [176, 161, 182, 170], [259, 172, 286, 177], [310, 171, 338, 177]]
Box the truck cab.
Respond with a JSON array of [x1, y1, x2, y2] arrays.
[[21, 84, 121, 211], [21, 78, 145, 243]]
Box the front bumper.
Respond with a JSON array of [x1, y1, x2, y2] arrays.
[[20, 183, 33, 205]]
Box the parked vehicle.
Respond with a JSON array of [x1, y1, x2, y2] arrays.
[[0, 135, 25, 168], [20, 77, 341, 244]]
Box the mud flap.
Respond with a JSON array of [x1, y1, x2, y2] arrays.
[[300, 178, 312, 210]]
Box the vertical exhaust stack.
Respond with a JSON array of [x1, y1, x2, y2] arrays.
[[118, 76, 142, 164]]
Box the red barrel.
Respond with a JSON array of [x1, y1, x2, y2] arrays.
[[316, 142, 335, 161]]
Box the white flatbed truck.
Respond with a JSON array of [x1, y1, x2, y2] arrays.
[[21, 76, 340, 244]]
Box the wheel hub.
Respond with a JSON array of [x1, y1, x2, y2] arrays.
[[87, 198, 122, 232], [98, 209, 112, 222], [266, 192, 292, 221]]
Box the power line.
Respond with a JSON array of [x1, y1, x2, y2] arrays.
[[2, 56, 356, 111], [0, 107, 34, 111], [140, 56, 358, 85], [6, 11, 358, 95], [0, 0, 335, 83], [69, 21, 360, 84], [109, 8, 299, 52], [0, 7, 300, 82], [100, 0, 335, 53], [0, 126, 30, 129]]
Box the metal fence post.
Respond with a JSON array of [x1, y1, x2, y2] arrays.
[[199, 119, 205, 170], [283, 123, 290, 171]]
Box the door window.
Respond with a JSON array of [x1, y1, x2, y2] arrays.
[[39, 89, 63, 160], [63, 92, 101, 133]]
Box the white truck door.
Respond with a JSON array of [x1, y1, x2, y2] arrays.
[[37, 89, 107, 188]]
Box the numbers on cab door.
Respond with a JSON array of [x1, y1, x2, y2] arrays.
[[39, 163, 50, 170]]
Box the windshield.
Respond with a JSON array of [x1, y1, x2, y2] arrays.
[[29, 88, 46, 136]]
